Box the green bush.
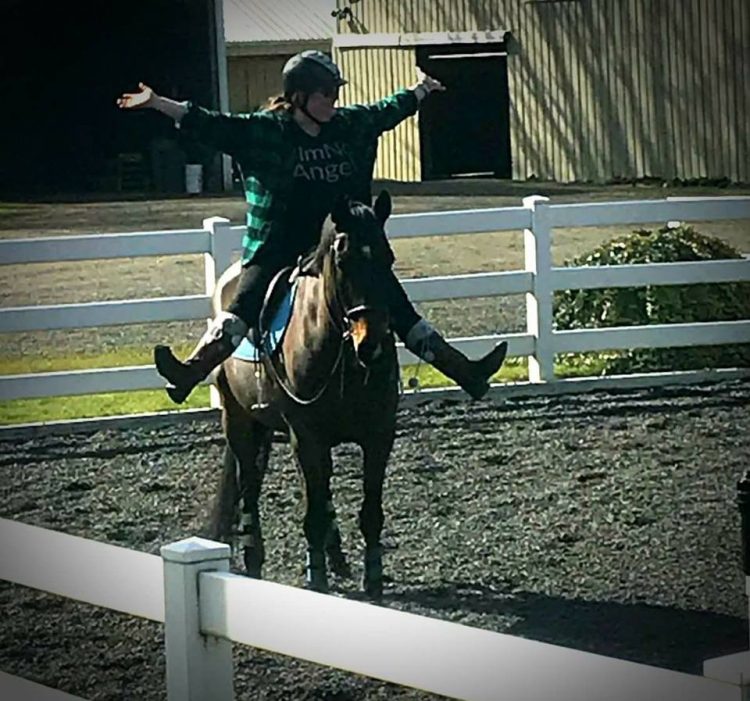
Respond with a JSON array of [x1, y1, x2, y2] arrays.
[[553, 224, 750, 374]]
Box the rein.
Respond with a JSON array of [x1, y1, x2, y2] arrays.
[[260, 242, 368, 406]]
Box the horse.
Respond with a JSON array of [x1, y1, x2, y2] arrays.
[[208, 191, 400, 599]]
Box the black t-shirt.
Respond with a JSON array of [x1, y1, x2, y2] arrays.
[[283, 127, 360, 255]]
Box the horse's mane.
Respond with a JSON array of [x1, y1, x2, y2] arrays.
[[307, 217, 337, 275]]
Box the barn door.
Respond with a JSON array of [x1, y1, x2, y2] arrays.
[[416, 43, 511, 180]]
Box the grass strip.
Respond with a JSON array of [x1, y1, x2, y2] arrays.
[[0, 352, 606, 426]]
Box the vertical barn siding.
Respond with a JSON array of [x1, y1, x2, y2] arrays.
[[337, 48, 421, 181], [334, 0, 748, 183], [227, 56, 289, 112]]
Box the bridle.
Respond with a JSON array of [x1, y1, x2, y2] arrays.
[[261, 232, 388, 406]]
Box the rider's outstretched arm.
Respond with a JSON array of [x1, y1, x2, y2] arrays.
[[117, 83, 275, 158], [336, 68, 446, 135], [117, 83, 188, 122]]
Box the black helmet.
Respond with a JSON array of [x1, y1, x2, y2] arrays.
[[282, 50, 347, 98]]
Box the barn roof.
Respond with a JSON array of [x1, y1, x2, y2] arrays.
[[223, 0, 336, 44]]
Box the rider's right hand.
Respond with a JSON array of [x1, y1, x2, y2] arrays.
[[116, 82, 155, 110]]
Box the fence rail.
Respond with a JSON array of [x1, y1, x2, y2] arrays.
[[196, 566, 738, 701], [0, 518, 163, 622], [0, 229, 213, 264], [1, 196, 749, 402], [1, 520, 743, 701]]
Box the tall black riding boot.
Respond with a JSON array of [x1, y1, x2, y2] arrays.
[[405, 320, 507, 400], [154, 311, 248, 404]]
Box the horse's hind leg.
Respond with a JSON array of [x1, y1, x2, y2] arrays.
[[359, 434, 394, 601], [221, 403, 272, 578], [208, 444, 240, 542]]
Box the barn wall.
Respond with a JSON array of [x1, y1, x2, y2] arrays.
[[226, 38, 332, 112], [334, 0, 749, 183], [337, 48, 421, 181], [227, 55, 290, 112]]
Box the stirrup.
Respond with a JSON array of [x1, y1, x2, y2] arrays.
[[250, 347, 270, 411]]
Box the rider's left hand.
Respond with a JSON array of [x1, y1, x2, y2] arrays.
[[415, 67, 446, 94]]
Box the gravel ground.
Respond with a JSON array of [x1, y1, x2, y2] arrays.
[[1, 379, 750, 700]]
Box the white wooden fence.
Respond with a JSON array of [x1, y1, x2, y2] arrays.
[[1, 196, 750, 403], [1, 518, 745, 700]]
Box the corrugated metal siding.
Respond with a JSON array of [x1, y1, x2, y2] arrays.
[[335, 0, 749, 183], [337, 48, 421, 181], [227, 55, 289, 111], [336, 0, 506, 34], [223, 0, 335, 43], [516, 0, 750, 183]]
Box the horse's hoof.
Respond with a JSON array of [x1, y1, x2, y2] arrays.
[[331, 562, 353, 580], [305, 577, 329, 594], [244, 563, 263, 579], [363, 545, 383, 600], [363, 579, 383, 601], [242, 543, 264, 579], [305, 550, 328, 592], [327, 553, 353, 580]]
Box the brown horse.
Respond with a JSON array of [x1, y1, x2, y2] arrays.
[[209, 192, 399, 599]]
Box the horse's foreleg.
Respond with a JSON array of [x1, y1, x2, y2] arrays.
[[325, 494, 352, 580], [292, 433, 333, 593], [360, 435, 394, 601]]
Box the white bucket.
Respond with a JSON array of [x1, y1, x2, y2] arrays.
[[185, 164, 203, 194]]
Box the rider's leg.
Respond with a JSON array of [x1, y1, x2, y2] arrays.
[[154, 261, 275, 404], [383, 269, 508, 400]]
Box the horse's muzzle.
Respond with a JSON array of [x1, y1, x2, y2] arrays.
[[347, 309, 390, 367]]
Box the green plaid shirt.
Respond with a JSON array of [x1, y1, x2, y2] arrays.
[[180, 90, 418, 263]]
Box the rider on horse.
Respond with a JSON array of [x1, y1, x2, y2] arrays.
[[118, 51, 507, 403]]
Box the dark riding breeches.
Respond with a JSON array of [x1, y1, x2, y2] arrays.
[[382, 267, 421, 342], [227, 250, 421, 340], [226, 260, 285, 328]]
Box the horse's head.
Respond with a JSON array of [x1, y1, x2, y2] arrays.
[[319, 190, 395, 367]]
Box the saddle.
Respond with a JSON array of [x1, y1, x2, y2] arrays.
[[232, 257, 314, 362]]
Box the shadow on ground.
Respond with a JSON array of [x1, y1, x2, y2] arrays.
[[385, 581, 746, 674]]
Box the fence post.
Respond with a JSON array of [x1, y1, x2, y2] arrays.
[[161, 537, 234, 701], [523, 195, 555, 383], [203, 217, 235, 408], [702, 472, 750, 694], [737, 471, 750, 647]]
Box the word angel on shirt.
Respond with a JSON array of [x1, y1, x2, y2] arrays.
[[293, 142, 354, 183]]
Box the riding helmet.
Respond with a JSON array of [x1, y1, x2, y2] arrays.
[[282, 50, 348, 97]]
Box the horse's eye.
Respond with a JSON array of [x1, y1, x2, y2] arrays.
[[333, 233, 348, 257]]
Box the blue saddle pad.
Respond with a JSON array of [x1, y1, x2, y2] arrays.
[[232, 281, 298, 362]]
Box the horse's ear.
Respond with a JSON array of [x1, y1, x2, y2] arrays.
[[331, 195, 351, 227], [373, 190, 392, 226]]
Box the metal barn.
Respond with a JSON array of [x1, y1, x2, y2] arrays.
[[330, 0, 748, 184]]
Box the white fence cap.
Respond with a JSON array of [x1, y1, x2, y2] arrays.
[[161, 537, 231, 564]]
